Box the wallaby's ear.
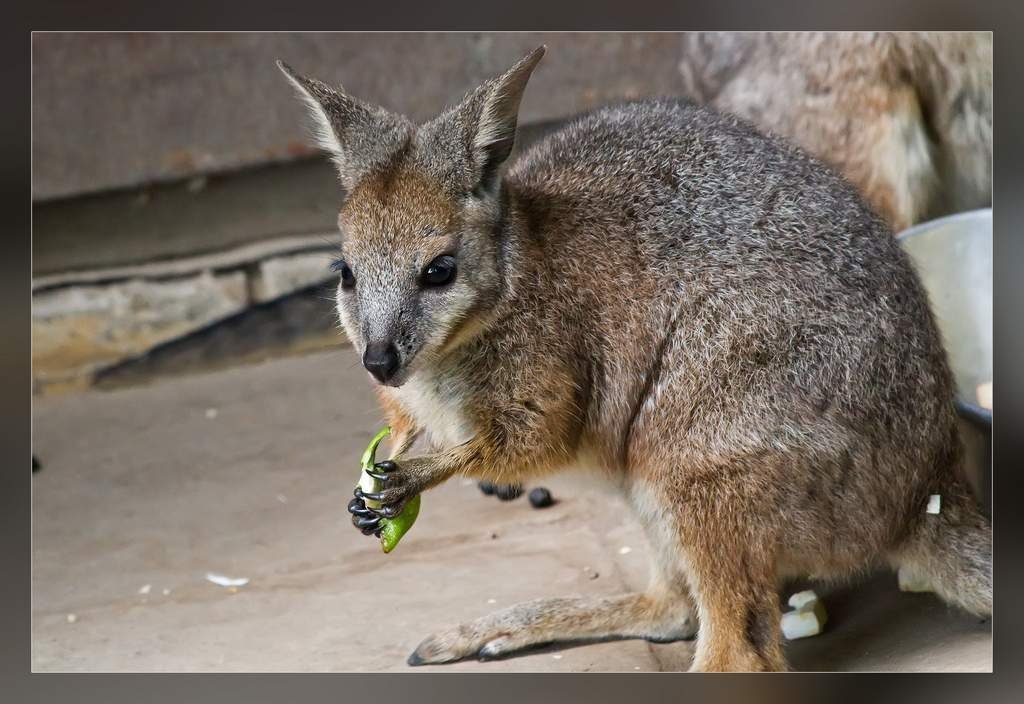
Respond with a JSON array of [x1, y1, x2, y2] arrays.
[[277, 60, 411, 189], [422, 46, 545, 196], [470, 46, 545, 189]]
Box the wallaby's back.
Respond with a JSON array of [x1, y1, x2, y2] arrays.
[[507, 98, 952, 459], [504, 99, 983, 603]]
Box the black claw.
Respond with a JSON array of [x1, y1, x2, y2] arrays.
[[374, 460, 398, 472], [367, 503, 402, 518], [363, 503, 386, 517], [353, 515, 381, 530], [366, 471, 390, 482], [355, 486, 387, 503], [347, 497, 377, 519]]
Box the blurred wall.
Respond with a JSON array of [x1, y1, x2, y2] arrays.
[[32, 33, 685, 202]]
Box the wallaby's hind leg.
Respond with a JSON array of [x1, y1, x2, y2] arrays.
[[408, 479, 698, 666], [407, 587, 696, 666], [647, 473, 787, 672], [684, 536, 786, 672], [675, 517, 786, 671], [889, 480, 992, 617]]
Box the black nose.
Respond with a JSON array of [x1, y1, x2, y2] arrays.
[[362, 342, 400, 383]]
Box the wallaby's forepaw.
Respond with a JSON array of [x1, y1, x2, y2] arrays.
[[356, 458, 428, 517], [347, 494, 382, 537], [348, 460, 403, 537]]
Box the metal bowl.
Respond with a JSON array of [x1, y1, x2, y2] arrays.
[[897, 208, 992, 513]]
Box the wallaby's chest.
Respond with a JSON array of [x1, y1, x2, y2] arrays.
[[392, 374, 474, 450]]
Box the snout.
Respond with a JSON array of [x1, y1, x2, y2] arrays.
[[362, 341, 401, 385]]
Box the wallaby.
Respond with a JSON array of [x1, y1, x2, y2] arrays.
[[279, 46, 991, 672], [678, 32, 992, 232]]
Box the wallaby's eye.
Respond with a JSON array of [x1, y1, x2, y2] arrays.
[[421, 255, 457, 288], [331, 258, 356, 290]]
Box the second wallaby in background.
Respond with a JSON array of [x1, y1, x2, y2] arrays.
[[678, 32, 992, 232], [280, 45, 991, 672]]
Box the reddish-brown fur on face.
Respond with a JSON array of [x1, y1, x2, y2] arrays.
[[340, 166, 460, 263], [332, 158, 510, 388]]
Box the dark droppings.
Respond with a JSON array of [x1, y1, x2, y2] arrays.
[[494, 483, 524, 501], [481, 482, 549, 505], [528, 487, 555, 508]]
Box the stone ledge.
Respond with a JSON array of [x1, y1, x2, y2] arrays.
[[33, 232, 339, 292], [33, 251, 343, 394], [33, 271, 250, 394]]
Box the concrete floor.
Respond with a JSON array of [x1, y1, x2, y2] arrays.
[[31, 350, 992, 672]]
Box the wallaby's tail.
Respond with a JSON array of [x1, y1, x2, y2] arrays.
[[892, 479, 991, 617]]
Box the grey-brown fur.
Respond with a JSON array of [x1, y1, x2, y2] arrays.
[[280, 45, 991, 671]]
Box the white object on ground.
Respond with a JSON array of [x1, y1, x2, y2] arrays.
[[66, 613, 77, 624], [205, 573, 249, 587], [138, 584, 151, 595], [787, 589, 818, 612], [977, 381, 992, 410], [782, 606, 825, 640], [897, 565, 934, 593], [618, 546, 632, 555], [162, 588, 171, 596], [205, 408, 218, 419], [926, 494, 941, 514], [781, 589, 828, 640]]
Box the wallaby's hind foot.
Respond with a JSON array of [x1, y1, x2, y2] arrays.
[[890, 483, 992, 617], [407, 592, 697, 666]]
